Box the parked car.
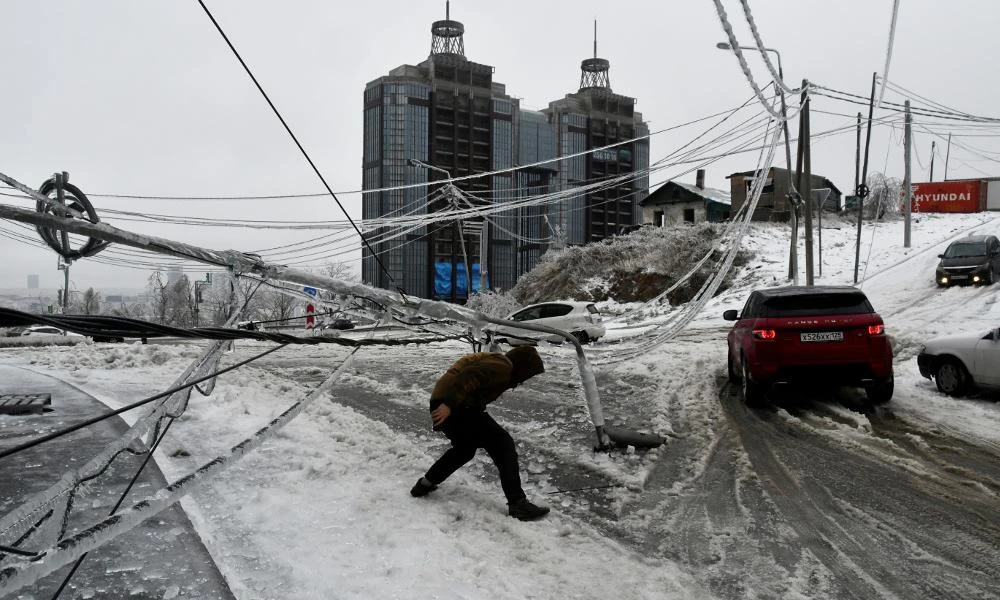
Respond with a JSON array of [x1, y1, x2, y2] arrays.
[[20, 325, 67, 337], [723, 286, 894, 406], [490, 301, 605, 345], [20, 325, 84, 338], [318, 318, 354, 331], [935, 234, 1000, 287], [917, 326, 1000, 396], [4, 326, 28, 337]]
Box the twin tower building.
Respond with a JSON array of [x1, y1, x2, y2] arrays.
[[361, 8, 649, 301]]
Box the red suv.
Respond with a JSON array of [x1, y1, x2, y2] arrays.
[[723, 286, 893, 406]]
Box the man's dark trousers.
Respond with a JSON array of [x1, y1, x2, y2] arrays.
[[425, 409, 526, 503]]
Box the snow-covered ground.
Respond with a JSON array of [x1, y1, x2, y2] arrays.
[[3, 210, 1000, 599]]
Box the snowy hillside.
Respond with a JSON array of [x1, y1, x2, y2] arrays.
[[3, 210, 1000, 599]]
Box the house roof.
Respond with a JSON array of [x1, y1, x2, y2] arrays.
[[641, 180, 731, 207], [726, 167, 843, 196]]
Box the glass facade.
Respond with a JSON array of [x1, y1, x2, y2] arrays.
[[362, 80, 431, 297], [554, 112, 588, 246], [545, 92, 649, 244]]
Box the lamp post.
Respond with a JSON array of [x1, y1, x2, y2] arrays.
[[716, 42, 799, 285], [408, 159, 476, 300]]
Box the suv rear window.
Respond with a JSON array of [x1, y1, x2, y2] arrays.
[[759, 293, 873, 317], [585, 304, 599, 314]]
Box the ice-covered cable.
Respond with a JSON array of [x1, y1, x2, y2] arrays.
[[737, 0, 795, 94], [710, 0, 806, 121], [875, 0, 902, 112], [0, 350, 359, 596]]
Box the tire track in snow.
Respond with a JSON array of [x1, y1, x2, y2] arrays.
[[720, 381, 1000, 599]]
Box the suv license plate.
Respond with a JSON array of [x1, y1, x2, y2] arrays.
[[800, 331, 844, 343]]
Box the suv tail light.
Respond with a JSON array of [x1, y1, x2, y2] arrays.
[[868, 324, 884, 335], [752, 329, 776, 340]]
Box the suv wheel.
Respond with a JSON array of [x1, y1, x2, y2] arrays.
[[573, 331, 591, 345], [741, 357, 766, 407], [866, 372, 894, 405], [935, 358, 970, 396]]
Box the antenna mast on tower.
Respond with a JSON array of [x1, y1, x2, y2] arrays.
[[579, 19, 611, 91]]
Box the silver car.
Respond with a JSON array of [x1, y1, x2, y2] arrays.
[[492, 301, 605, 345]]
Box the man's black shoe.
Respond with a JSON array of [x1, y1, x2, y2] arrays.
[[508, 498, 550, 521], [410, 477, 438, 497]]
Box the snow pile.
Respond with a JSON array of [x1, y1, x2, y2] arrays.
[[511, 223, 747, 305]]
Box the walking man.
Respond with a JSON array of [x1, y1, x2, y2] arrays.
[[410, 346, 550, 521]]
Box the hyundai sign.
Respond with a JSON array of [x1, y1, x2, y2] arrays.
[[911, 181, 981, 213]]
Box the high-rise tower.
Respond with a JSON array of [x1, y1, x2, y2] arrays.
[[361, 4, 553, 301], [544, 22, 649, 244]]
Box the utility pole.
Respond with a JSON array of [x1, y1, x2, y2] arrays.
[[450, 190, 473, 299], [479, 218, 488, 292], [801, 80, 814, 286], [793, 87, 807, 286], [903, 100, 912, 248], [944, 133, 952, 180], [929, 140, 935, 181], [854, 73, 877, 284], [57, 258, 70, 313]]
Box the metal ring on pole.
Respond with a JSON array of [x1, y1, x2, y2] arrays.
[[34, 175, 109, 261]]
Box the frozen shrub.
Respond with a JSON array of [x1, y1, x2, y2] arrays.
[[465, 290, 521, 318], [512, 223, 748, 305]]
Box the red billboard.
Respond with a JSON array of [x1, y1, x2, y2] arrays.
[[911, 181, 981, 213]]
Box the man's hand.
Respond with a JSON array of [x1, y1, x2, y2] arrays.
[[431, 404, 451, 427]]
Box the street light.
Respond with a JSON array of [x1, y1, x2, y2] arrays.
[[716, 41, 800, 285], [407, 158, 451, 180]]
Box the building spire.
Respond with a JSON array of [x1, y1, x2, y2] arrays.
[[431, 1, 465, 57], [579, 19, 611, 91]]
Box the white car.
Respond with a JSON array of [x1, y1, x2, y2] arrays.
[[20, 325, 85, 338], [917, 327, 1000, 396], [490, 301, 605, 345]]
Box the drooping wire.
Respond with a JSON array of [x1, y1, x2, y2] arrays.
[[192, 0, 399, 290]]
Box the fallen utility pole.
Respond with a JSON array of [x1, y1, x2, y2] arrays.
[[854, 72, 877, 284], [0, 170, 614, 449]]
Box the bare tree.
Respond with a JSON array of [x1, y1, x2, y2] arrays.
[[322, 261, 359, 282], [202, 282, 235, 326], [257, 287, 299, 324], [147, 271, 169, 323], [165, 275, 196, 327], [81, 288, 102, 315]]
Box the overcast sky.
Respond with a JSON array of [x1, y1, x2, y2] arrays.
[[2, 0, 999, 291]]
